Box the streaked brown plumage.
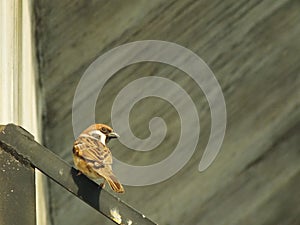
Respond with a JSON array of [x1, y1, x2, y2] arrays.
[[72, 124, 124, 193]]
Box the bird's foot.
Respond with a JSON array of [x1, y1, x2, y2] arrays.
[[99, 182, 105, 189], [76, 171, 82, 176]]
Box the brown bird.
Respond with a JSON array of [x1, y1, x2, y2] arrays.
[[72, 124, 124, 193]]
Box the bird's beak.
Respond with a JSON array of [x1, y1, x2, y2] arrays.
[[108, 132, 120, 139]]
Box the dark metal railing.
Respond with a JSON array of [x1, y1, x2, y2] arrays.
[[0, 124, 157, 225]]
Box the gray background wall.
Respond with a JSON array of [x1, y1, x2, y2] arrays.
[[35, 0, 300, 224]]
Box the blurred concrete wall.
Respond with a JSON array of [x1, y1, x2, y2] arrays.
[[35, 1, 300, 224]]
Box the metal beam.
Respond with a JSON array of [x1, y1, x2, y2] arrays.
[[0, 144, 36, 225], [0, 124, 157, 225]]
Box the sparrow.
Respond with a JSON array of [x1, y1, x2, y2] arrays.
[[72, 123, 125, 193]]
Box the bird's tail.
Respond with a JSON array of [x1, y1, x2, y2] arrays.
[[106, 174, 125, 193]]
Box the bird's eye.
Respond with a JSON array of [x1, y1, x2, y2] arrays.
[[100, 127, 108, 134]]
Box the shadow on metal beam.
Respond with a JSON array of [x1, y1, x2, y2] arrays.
[[0, 124, 157, 225]]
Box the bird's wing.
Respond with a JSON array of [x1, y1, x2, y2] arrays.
[[74, 136, 124, 193], [74, 137, 113, 168]]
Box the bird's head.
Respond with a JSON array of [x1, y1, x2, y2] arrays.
[[84, 123, 119, 145]]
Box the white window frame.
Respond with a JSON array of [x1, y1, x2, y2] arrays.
[[0, 1, 49, 224]]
